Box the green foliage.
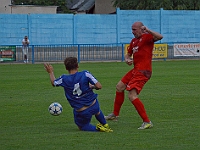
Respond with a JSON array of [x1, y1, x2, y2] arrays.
[[12, 0, 200, 12], [0, 60, 200, 150], [113, 0, 200, 10]]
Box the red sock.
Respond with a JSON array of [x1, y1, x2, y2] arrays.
[[113, 91, 124, 116], [131, 98, 150, 122]]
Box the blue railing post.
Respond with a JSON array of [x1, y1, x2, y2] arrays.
[[32, 45, 34, 64], [116, 7, 120, 44], [121, 44, 124, 62], [78, 44, 80, 63], [160, 8, 163, 44]]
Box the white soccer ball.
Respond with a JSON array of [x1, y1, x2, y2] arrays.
[[48, 102, 63, 116]]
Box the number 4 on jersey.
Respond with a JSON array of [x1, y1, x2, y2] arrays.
[[73, 83, 82, 96]]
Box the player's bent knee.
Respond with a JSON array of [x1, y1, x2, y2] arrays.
[[116, 81, 126, 92], [128, 89, 138, 101], [128, 96, 137, 102]]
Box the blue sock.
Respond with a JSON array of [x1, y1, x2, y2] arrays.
[[81, 124, 98, 132], [95, 110, 107, 125]]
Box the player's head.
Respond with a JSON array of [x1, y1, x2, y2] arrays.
[[64, 57, 78, 71], [132, 22, 144, 38], [24, 36, 28, 39]]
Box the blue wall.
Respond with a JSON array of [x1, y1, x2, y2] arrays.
[[0, 8, 200, 45]]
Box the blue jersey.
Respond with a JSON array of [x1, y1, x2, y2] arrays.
[[54, 70, 98, 110]]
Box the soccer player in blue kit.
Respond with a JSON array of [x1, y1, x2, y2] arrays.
[[44, 57, 113, 132]]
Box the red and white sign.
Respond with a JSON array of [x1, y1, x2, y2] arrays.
[[174, 43, 200, 56]]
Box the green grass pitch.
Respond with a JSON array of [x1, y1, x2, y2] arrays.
[[0, 60, 200, 150]]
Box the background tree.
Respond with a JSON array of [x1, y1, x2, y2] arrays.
[[11, 0, 200, 13], [112, 0, 200, 10]]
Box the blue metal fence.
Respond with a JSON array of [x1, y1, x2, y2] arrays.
[[1, 43, 199, 64], [13, 44, 124, 63]]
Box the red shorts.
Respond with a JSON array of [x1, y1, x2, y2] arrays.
[[121, 69, 152, 94]]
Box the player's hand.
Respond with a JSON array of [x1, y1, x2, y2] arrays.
[[125, 58, 133, 66], [141, 26, 150, 33], [44, 63, 54, 73], [89, 84, 94, 89]]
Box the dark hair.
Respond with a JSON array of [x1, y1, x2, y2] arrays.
[[64, 57, 78, 71]]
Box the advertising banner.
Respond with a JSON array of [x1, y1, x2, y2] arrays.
[[153, 44, 168, 58], [0, 46, 16, 62], [125, 44, 168, 58], [174, 43, 200, 56]]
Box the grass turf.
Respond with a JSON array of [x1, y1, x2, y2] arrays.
[[0, 60, 200, 150]]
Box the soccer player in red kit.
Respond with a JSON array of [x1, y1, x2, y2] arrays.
[[105, 21, 163, 129]]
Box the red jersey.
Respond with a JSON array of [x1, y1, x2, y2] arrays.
[[127, 33, 154, 71]]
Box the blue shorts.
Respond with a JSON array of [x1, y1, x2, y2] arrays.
[[73, 99, 100, 129]]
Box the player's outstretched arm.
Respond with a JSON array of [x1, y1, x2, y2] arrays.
[[141, 26, 163, 42], [44, 63, 56, 87], [94, 82, 102, 90], [90, 82, 102, 90]]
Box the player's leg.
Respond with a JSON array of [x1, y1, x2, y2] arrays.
[[24, 54, 27, 61], [22, 48, 26, 63], [95, 110, 113, 132], [93, 100, 107, 125], [73, 105, 112, 132], [114, 81, 126, 116], [23, 48, 28, 63], [129, 89, 150, 122], [91, 100, 113, 132], [95, 110, 106, 125], [130, 91, 153, 129], [105, 81, 126, 120], [81, 124, 97, 131], [128, 71, 153, 129], [105, 69, 133, 120], [26, 47, 28, 62], [73, 109, 97, 132]]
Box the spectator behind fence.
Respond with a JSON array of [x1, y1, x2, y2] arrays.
[[22, 36, 30, 63]]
